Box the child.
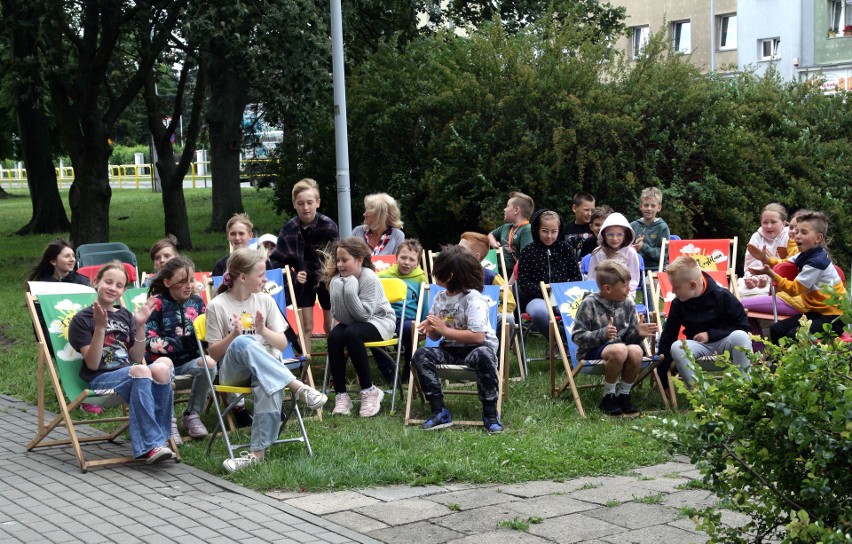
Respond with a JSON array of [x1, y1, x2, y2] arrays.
[[657, 256, 752, 391], [459, 232, 517, 344], [629, 187, 670, 272], [257, 234, 278, 252], [580, 205, 613, 261], [212, 213, 255, 277], [748, 211, 846, 343], [373, 239, 429, 383], [488, 191, 534, 276], [145, 256, 218, 444], [517, 210, 582, 335], [739, 203, 789, 297], [269, 178, 339, 354], [588, 212, 641, 294], [412, 245, 503, 432], [323, 237, 397, 417], [572, 261, 658, 416], [563, 192, 596, 260], [142, 235, 179, 287], [205, 247, 327, 472], [68, 262, 176, 463], [27, 239, 90, 287]]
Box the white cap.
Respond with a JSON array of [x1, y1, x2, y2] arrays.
[[258, 233, 278, 247]]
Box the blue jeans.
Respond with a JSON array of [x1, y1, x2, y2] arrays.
[[173, 357, 216, 414], [89, 366, 173, 458], [219, 335, 296, 452], [525, 298, 552, 336]]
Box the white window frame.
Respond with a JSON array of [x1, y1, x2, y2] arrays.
[[718, 14, 737, 50], [672, 20, 692, 54], [632, 25, 650, 58], [759, 38, 781, 60], [829, 0, 852, 36]]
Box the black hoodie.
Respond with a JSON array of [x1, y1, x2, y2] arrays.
[[517, 210, 582, 311]]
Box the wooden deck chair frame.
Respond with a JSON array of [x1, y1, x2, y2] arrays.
[[25, 290, 180, 472], [542, 281, 666, 417], [403, 283, 509, 427], [199, 265, 316, 460]]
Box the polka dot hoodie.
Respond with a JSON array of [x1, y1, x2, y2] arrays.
[[517, 209, 582, 311]]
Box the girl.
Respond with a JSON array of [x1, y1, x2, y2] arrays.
[[587, 212, 641, 293], [749, 211, 846, 343], [323, 237, 396, 417], [67, 262, 176, 463], [412, 245, 502, 432], [517, 210, 582, 335], [205, 247, 327, 473], [146, 255, 217, 444], [27, 239, 90, 287], [740, 203, 789, 297], [211, 213, 255, 277], [142, 235, 179, 287], [351, 193, 405, 256]]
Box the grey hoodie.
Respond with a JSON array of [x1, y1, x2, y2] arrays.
[[629, 217, 670, 272]]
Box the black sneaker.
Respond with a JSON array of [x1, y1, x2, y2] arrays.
[[233, 407, 253, 428], [599, 393, 623, 416], [617, 393, 640, 417]]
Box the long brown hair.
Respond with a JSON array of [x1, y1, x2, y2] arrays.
[[321, 237, 375, 284], [26, 239, 76, 285], [147, 255, 195, 298]]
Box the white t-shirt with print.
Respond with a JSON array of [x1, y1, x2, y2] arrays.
[[206, 291, 288, 360], [430, 289, 498, 353]]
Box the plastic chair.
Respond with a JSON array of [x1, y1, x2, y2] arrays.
[[77, 263, 139, 286], [75, 242, 130, 263]]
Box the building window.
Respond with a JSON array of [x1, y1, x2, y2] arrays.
[[672, 20, 692, 53], [718, 14, 737, 50], [829, 0, 852, 35], [759, 38, 780, 60], [632, 26, 650, 58]]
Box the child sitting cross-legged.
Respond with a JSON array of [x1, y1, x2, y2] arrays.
[[572, 261, 658, 417], [412, 246, 503, 433]]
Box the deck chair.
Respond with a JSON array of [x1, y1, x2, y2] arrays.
[[659, 237, 738, 278], [542, 281, 666, 417], [78, 249, 140, 287], [25, 288, 179, 472], [403, 284, 509, 427], [372, 254, 397, 274], [77, 263, 138, 286]]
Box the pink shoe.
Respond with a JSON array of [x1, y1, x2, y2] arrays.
[[81, 403, 103, 415]]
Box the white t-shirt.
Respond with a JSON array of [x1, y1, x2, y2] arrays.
[[206, 291, 288, 360], [430, 289, 499, 353]]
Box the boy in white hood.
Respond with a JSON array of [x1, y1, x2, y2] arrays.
[[587, 212, 641, 293]]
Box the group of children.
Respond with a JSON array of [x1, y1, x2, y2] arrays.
[[28, 177, 848, 470]]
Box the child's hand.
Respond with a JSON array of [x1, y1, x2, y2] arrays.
[[605, 317, 617, 340], [693, 332, 709, 343], [255, 311, 266, 335], [748, 264, 771, 277], [133, 296, 157, 324], [746, 243, 772, 265], [296, 271, 307, 284], [743, 276, 757, 289], [93, 301, 108, 330], [426, 315, 446, 336], [638, 321, 658, 337], [632, 236, 644, 251], [230, 313, 243, 335]]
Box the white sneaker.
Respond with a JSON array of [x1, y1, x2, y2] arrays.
[[170, 418, 182, 446], [332, 393, 353, 415], [296, 386, 328, 411], [359, 387, 384, 417], [223, 451, 260, 473]]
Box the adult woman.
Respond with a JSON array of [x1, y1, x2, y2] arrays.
[[352, 193, 405, 256]]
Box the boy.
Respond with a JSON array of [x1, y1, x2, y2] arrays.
[[488, 191, 534, 278], [572, 261, 658, 416], [579, 205, 613, 262], [269, 178, 339, 354], [657, 256, 752, 392], [373, 239, 429, 383], [459, 232, 517, 345], [563, 192, 596, 261], [630, 187, 670, 272]]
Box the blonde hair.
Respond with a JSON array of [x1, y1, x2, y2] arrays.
[[321, 237, 375, 284], [508, 191, 534, 219], [640, 187, 663, 205], [226, 213, 254, 234], [94, 261, 130, 287], [761, 203, 787, 222], [796, 211, 829, 238], [459, 232, 490, 259], [217, 247, 267, 295], [364, 193, 403, 231], [594, 261, 631, 289], [292, 178, 320, 203], [667, 256, 702, 284]]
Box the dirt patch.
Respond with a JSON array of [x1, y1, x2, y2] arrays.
[[0, 327, 15, 348]]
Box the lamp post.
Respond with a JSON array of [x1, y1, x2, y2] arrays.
[[330, 0, 352, 235]]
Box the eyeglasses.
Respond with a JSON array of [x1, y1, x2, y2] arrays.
[[605, 232, 626, 239]]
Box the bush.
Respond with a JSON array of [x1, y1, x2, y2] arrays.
[[110, 145, 150, 165], [645, 313, 852, 542]]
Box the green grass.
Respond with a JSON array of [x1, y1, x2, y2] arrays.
[[634, 493, 664, 505], [497, 516, 542, 531], [0, 188, 690, 492]]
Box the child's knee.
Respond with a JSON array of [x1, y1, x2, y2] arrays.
[[604, 343, 629, 362], [129, 365, 152, 378], [199, 355, 217, 368], [150, 363, 173, 384]]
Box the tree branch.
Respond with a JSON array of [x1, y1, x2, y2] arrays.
[[718, 442, 807, 514]]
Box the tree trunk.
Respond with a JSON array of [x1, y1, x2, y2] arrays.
[[67, 134, 113, 244], [1, 0, 70, 234], [207, 50, 248, 232]]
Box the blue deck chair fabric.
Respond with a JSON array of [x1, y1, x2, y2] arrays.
[[211, 268, 288, 317], [580, 253, 592, 279]]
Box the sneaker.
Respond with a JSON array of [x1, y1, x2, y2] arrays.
[[422, 408, 453, 431], [146, 446, 175, 464], [332, 393, 353, 416], [81, 403, 103, 415], [617, 393, 640, 417], [182, 411, 209, 438], [483, 415, 504, 433], [233, 407, 253, 428], [170, 417, 183, 446], [599, 393, 623, 416], [222, 451, 260, 473], [296, 385, 328, 411], [359, 387, 384, 417]]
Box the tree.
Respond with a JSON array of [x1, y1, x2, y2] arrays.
[[0, 0, 70, 233], [40, 1, 185, 244]]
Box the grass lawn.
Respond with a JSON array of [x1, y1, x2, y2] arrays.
[[0, 188, 686, 492]]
